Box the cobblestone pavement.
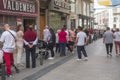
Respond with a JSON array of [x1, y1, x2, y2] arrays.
[[3, 39, 120, 80]]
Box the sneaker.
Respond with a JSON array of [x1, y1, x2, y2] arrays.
[[84, 57, 88, 61], [107, 54, 110, 57], [116, 54, 119, 57], [48, 57, 54, 60], [6, 74, 13, 78], [72, 51, 74, 54], [109, 54, 112, 57], [76, 59, 82, 61]]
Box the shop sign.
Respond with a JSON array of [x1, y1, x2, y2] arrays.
[[54, 0, 70, 10], [0, 0, 36, 13], [50, 0, 70, 14]]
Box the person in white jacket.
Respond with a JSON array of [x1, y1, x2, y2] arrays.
[[114, 28, 120, 56]]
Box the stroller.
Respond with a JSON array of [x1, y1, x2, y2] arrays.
[[36, 40, 49, 65]]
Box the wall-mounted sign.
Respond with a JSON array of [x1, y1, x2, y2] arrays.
[[54, 0, 70, 10], [0, 0, 36, 13], [50, 0, 70, 14]]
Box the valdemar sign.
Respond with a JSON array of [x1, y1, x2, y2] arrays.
[[0, 0, 36, 13]]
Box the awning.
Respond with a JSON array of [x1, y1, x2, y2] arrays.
[[97, 0, 120, 6], [0, 10, 38, 17]]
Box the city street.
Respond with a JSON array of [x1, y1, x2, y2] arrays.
[[5, 39, 120, 80]]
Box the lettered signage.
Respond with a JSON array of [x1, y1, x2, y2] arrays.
[[0, 0, 36, 13]]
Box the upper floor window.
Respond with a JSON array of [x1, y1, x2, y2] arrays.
[[70, 0, 76, 3]]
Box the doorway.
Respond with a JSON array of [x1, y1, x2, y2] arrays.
[[23, 19, 36, 32], [40, 14, 46, 39]]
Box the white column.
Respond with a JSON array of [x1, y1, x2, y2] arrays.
[[36, 0, 40, 38], [108, 9, 113, 29], [67, 15, 71, 29]]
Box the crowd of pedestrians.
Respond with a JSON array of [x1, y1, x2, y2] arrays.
[[1, 23, 120, 78], [103, 27, 120, 57]]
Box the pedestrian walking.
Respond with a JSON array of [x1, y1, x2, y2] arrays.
[[47, 28, 56, 60], [58, 27, 67, 57], [103, 27, 114, 57], [113, 28, 120, 56], [16, 24, 24, 67], [43, 25, 50, 42], [0, 24, 17, 77], [23, 25, 38, 68], [76, 26, 88, 61], [69, 28, 75, 53], [55, 30, 60, 53], [64, 25, 72, 52]]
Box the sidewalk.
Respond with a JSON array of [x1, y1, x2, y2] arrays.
[[5, 44, 76, 80], [4, 39, 120, 80], [37, 39, 120, 80]]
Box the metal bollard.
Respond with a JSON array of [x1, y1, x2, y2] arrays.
[[1, 64, 6, 80]]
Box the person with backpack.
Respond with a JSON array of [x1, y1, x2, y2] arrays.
[[47, 28, 56, 59], [0, 24, 17, 77]]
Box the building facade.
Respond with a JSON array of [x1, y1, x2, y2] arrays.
[[0, 0, 39, 35], [76, 0, 94, 29], [113, 6, 120, 28], [40, 0, 71, 39]]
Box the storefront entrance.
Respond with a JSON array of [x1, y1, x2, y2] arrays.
[[23, 19, 36, 32]]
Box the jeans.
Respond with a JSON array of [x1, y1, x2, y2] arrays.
[[105, 43, 113, 54], [48, 43, 55, 57], [25, 45, 36, 68], [77, 46, 88, 59], [55, 43, 60, 53], [59, 42, 66, 56]]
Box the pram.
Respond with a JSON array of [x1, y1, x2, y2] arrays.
[[36, 40, 49, 65]]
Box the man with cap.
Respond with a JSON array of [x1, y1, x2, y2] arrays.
[[23, 25, 38, 68]]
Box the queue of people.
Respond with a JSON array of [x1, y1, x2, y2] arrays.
[[0, 24, 97, 77], [1, 23, 120, 78]]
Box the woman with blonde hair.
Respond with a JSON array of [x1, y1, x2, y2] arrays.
[[16, 24, 24, 67]]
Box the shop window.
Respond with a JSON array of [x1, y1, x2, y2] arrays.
[[0, 15, 3, 26], [4, 16, 16, 30], [114, 17, 117, 22], [71, 19, 75, 28], [49, 12, 62, 32], [0, 15, 4, 36]]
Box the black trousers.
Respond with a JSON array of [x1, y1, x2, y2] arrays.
[[48, 43, 54, 57], [105, 43, 113, 55], [25, 45, 36, 68], [55, 43, 60, 53], [77, 46, 88, 59]]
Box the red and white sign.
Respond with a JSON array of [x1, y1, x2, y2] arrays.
[[0, 0, 38, 17]]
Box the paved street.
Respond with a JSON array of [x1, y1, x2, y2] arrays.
[[4, 39, 120, 80]]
